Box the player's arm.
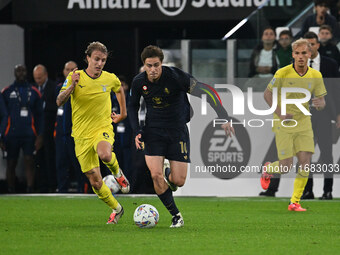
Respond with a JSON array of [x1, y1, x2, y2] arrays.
[[111, 86, 127, 124], [128, 80, 143, 149], [312, 74, 327, 111], [187, 78, 234, 137], [311, 96, 325, 111], [0, 94, 8, 142], [264, 88, 293, 120], [56, 68, 78, 107]]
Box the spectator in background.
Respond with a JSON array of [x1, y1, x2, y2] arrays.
[[2, 65, 43, 193], [0, 93, 8, 159], [55, 61, 84, 193], [276, 30, 293, 68], [33, 64, 58, 192], [297, 0, 340, 41], [318, 24, 340, 66], [301, 32, 340, 200], [248, 27, 278, 78]]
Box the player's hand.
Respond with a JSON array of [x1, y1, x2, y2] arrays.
[[111, 112, 126, 124], [279, 113, 293, 120], [71, 68, 79, 88], [221, 122, 235, 137], [135, 133, 144, 150], [336, 115, 340, 129], [35, 135, 43, 151], [312, 97, 325, 110], [0, 140, 5, 151]]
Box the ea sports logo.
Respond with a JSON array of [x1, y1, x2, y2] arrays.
[[156, 0, 187, 16], [200, 118, 251, 179]]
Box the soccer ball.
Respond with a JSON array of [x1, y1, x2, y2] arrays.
[[133, 204, 159, 228], [103, 175, 120, 194]]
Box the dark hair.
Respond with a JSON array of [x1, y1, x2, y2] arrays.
[[84, 41, 108, 63], [314, 0, 330, 7], [279, 30, 293, 38], [319, 24, 333, 34], [141, 45, 164, 64], [304, 31, 319, 42], [262, 26, 276, 37]]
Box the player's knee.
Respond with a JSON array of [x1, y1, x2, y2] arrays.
[[171, 175, 186, 187], [91, 179, 103, 190], [98, 151, 112, 163], [150, 170, 163, 183]]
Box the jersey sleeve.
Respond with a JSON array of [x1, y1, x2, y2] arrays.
[[170, 67, 192, 92], [111, 74, 122, 93], [59, 73, 73, 93], [313, 72, 327, 97], [128, 77, 142, 135], [267, 70, 282, 91]]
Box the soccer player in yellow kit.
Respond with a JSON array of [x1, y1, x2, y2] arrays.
[[261, 38, 326, 211], [57, 42, 130, 223]]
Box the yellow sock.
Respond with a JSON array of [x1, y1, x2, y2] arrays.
[[92, 182, 121, 212], [104, 152, 120, 177], [290, 167, 309, 204], [266, 161, 280, 174]]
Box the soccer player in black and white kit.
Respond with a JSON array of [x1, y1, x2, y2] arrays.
[[129, 45, 234, 228]]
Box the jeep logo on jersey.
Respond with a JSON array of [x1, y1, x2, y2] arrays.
[[200, 118, 251, 179], [156, 0, 187, 16]]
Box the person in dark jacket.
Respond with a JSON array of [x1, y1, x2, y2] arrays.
[[0, 93, 8, 157], [1, 65, 43, 193], [248, 27, 278, 78], [55, 61, 84, 193], [296, 0, 340, 40], [33, 64, 58, 192], [318, 24, 340, 66]]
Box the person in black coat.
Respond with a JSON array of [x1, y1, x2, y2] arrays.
[[296, 0, 340, 41], [302, 32, 340, 200], [33, 64, 58, 192]]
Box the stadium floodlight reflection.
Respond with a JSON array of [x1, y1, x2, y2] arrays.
[[222, 0, 270, 40]]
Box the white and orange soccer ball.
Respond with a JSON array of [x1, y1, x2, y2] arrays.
[[103, 175, 120, 194]]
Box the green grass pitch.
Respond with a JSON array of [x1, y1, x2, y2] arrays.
[[1, 195, 340, 255]]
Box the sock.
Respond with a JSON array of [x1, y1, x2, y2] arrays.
[[290, 167, 309, 204], [158, 188, 179, 216], [92, 182, 122, 212], [103, 152, 121, 177], [266, 161, 280, 174]]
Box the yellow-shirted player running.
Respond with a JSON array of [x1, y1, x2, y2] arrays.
[[261, 38, 326, 211], [56, 41, 130, 223]]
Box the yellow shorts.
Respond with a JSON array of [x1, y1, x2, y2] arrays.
[[275, 129, 314, 160], [74, 128, 115, 173]]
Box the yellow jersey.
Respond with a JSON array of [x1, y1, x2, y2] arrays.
[[60, 69, 121, 139], [267, 64, 327, 133]]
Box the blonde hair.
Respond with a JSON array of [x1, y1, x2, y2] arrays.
[[292, 38, 311, 51]]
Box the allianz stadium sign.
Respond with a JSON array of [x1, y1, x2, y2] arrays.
[[13, 0, 297, 22]]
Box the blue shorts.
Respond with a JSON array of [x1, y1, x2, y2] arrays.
[[143, 125, 190, 163], [5, 136, 35, 159]]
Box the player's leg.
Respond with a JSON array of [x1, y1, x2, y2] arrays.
[[164, 126, 190, 191], [95, 131, 130, 193], [146, 155, 183, 227], [289, 130, 314, 211], [261, 130, 294, 190], [289, 151, 312, 211], [168, 160, 188, 187], [23, 136, 36, 193], [75, 137, 123, 223], [5, 137, 20, 193], [85, 167, 123, 224]]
